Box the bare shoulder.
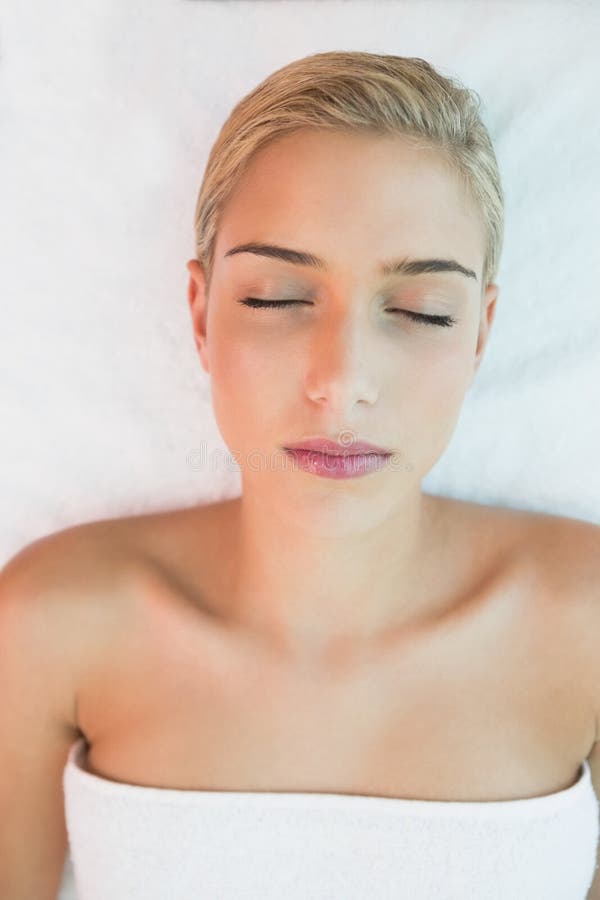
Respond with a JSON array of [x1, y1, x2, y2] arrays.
[[0, 518, 148, 729], [536, 511, 600, 731], [0, 502, 217, 657], [438, 496, 600, 661], [479, 500, 599, 606], [0, 500, 225, 618], [536, 513, 600, 802], [438, 494, 599, 574], [521, 507, 600, 600], [524, 509, 600, 679], [490, 504, 600, 745], [452, 499, 600, 746], [0, 515, 147, 614]]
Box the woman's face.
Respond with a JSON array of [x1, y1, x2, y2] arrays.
[[187, 129, 498, 496]]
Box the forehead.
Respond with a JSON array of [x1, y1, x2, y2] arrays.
[[215, 130, 484, 279]]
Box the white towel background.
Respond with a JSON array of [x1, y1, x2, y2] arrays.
[[0, 2, 598, 897]]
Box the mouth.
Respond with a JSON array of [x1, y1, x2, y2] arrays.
[[283, 437, 392, 457], [282, 445, 393, 479]]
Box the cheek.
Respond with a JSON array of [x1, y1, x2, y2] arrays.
[[213, 313, 301, 409], [212, 333, 284, 397], [397, 331, 474, 402], [206, 326, 288, 454], [393, 340, 475, 460]]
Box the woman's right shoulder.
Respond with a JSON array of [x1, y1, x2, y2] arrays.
[[0, 517, 150, 676], [2, 515, 144, 593], [0, 521, 139, 749]]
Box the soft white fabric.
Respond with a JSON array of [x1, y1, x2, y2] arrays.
[[62, 737, 599, 900]]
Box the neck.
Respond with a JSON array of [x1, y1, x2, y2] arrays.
[[220, 486, 444, 663]]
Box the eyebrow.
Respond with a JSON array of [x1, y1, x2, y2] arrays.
[[224, 242, 478, 281]]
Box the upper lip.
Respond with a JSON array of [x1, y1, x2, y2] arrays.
[[283, 436, 392, 456]]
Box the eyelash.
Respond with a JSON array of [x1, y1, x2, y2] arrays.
[[238, 298, 457, 328]]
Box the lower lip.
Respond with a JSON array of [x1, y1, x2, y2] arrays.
[[283, 448, 392, 479]]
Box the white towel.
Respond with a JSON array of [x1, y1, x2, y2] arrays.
[[61, 738, 600, 900]]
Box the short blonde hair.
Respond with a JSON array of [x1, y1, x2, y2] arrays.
[[193, 51, 504, 297]]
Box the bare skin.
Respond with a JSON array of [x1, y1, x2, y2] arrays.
[[67, 129, 598, 807], [185, 129, 500, 661], [72, 496, 597, 803]]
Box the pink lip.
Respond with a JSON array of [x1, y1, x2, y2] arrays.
[[283, 436, 391, 456]]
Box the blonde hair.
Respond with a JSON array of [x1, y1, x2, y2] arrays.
[[193, 51, 504, 298]]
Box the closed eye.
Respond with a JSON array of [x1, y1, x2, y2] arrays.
[[238, 298, 457, 328]]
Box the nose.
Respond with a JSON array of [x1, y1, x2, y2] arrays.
[[304, 306, 380, 411]]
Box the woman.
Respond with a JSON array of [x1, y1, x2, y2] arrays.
[[1, 51, 599, 900]]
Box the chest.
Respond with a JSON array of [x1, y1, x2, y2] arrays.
[[77, 562, 593, 803]]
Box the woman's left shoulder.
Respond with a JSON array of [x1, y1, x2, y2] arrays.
[[526, 509, 600, 588], [524, 510, 600, 734], [466, 501, 600, 580], [452, 499, 599, 623], [504, 508, 600, 758], [439, 497, 599, 585]]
